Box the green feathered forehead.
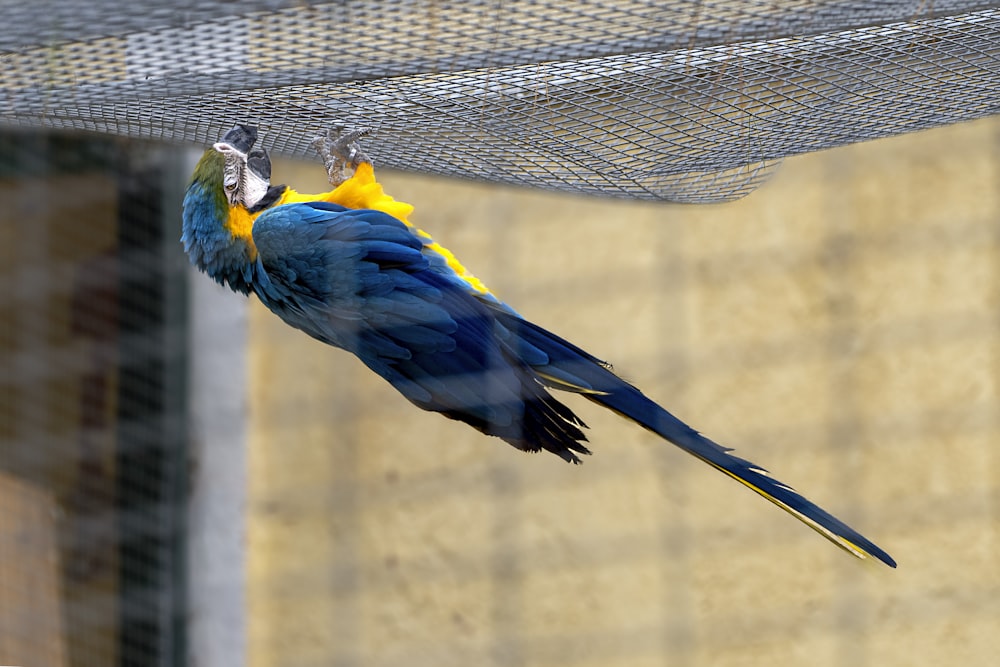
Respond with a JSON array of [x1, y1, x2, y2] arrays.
[[192, 147, 225, 183], [190, 148, 229, 217], [192, 125, 256, 178]]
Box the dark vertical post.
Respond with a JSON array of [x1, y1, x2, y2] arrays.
[[116, 144, 188, 667]]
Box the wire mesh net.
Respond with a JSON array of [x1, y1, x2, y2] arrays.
[[3, 3, 1000, 667], [2, 1, 999, 201], [1, 132, 189, 666]]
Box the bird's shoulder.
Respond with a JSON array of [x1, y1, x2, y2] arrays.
[[252, 201, 420, 255], [250, 200, 519, 322]]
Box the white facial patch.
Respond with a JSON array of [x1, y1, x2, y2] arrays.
[[213, 141, 274, 209], [241, 166, 270, 209]]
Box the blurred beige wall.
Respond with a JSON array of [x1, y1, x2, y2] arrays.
[[246, 116, 1000, 667]]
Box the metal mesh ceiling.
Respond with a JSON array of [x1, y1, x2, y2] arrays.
[[2, 1, 999, 201]]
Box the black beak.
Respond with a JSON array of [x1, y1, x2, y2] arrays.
[[220, 124, 257, 153], [247, 147, 272, 180]]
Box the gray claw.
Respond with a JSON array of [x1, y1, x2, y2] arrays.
[[313, 126, 374, 186]]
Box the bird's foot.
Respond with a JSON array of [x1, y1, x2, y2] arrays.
[[311, 126, 373, 186]]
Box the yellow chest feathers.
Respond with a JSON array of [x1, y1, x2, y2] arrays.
[[224, 205, 259, 258]]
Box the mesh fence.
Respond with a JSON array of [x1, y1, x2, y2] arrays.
[[1, 1, 998, 201], [238, 129, 1000, 667], [3, 3, 1000, 667], [1, 133, 190, 666]]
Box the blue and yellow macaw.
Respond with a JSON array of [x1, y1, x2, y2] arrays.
[[182, 125, 895, 568]]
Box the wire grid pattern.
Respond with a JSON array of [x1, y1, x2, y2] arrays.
[[1, 1, 999, 201], [242, 122, 1000, 667], [0, 133, 189, 666]]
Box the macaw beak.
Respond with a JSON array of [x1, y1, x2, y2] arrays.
[[218, 124, 258, 153], [247, 147, 272, 180]]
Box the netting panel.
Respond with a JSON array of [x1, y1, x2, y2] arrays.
[[2, 1, 1000, 200], [0, 134, 189, 666]]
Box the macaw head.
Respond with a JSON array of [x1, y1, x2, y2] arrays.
[[208, 124, 272, 210], [188, 124, 268, 212], [183, 124, 273, 293]]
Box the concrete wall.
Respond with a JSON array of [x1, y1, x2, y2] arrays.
[[245, 116, 1000, 667]]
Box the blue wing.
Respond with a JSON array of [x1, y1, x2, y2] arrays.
[[251, 202, 591, 462], [251, 201, 894, 567]]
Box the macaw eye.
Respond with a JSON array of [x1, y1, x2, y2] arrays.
[[224, 173, 238, 191]]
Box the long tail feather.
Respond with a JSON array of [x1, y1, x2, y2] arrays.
[[590, 387, 896, 567], [496, 310, 896, 568]]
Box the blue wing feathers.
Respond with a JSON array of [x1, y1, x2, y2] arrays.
[[249, 202, 589, 460], [244, 199, 893, 566], [361, 240, 427, 269]]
